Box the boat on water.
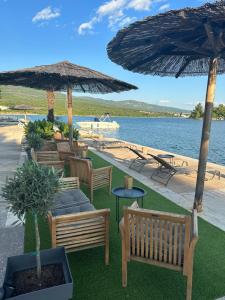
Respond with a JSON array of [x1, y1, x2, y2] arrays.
[[77, 113, 120, 129]]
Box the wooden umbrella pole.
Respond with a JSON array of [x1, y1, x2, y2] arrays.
[[193, 57, 218, 212], [47, 88, 55, 122], [67, 85, 73, 149]]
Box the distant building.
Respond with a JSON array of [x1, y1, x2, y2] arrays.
[[0, 105, 9, 111]]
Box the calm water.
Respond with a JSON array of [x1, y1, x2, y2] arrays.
[[7, 115, 225, 166]]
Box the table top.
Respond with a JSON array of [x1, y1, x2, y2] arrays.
[[157, 154, 174, 159], [112, 186, 146, 198]]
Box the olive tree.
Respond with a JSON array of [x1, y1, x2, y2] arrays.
[[2, 161, 59, 283]]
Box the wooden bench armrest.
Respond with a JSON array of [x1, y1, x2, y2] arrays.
[[93, 166, 113, 175], [58, 150, 74, 155]]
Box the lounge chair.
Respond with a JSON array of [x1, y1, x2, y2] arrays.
[[128, 148, 155, 172], [149, 154, 193, 186], [31, 149, 65, 173], [57, 141, 88, 161], [48, 177, 110, 264], [69, 157, 113, 202], [120, 202, 198, 300]]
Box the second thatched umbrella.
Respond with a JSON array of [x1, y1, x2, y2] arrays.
[[107, 0, 225, 212], [0, 60, 137, 145]]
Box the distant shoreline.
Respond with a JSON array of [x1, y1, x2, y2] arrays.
[[0, 112, 189, 119]]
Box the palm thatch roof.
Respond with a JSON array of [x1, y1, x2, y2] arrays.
[[107, 1, 225, 77], [12, 105, 33, 110], [0, 60, 137, 93]]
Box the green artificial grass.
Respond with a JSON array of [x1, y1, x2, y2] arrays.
[[25, 151, 225, 299]]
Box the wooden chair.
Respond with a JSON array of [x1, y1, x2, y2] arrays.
[[57, 141, 88, 161], [120, 203, 198, 300], [69, 157, 112, 202], [48, 177, 110, 265], [31, 149, 64, 173]]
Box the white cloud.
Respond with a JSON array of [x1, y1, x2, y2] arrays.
[[78, 0, 162, 35], [159, 3, 170, 11], [32, 6, 60, 23], [159, 100, 170, 104], [128, 0, 153, 11], [97, 0, 126, 16], [78, 17, 98, 35]]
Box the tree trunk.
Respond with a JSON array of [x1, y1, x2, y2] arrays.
[[193, 57, 218, 212], [47, 89, 55, 123], [67, 86, 73, 149], [34, 213, 41, 283]]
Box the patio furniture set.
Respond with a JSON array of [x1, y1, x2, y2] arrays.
[[30, 143, 198, 300]]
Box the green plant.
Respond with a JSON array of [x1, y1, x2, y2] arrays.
[[24, 120, 54, 140], [26, 133, 43, 151], [54, 121, 79, 140], [2, 161, 59, 283]]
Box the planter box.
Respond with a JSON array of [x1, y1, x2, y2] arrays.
[[2, 248, 73, 300], [40, 140, 57, 151]]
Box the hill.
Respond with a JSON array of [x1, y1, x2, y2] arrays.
[[0, 85, 188, 117]]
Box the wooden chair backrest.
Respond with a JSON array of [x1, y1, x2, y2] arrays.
[[35, 151, 60, 162], [58, 177, 80, 190], [50, 209, 110, 253], [69, 157, 92, 184], [123, 207, 191, 271], [57, 142, 71, 153]]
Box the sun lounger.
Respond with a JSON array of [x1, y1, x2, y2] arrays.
[[149, 154, 194, 185], [128, 148, 155, 172]]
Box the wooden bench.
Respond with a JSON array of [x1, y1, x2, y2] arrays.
[[48, 177, 110, 264]]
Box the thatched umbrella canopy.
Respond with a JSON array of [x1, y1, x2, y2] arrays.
[[107, 0, 225, 212], [12, 105, 33, 110], [0, 60, 137, 145]]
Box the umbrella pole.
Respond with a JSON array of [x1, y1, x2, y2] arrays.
[[47, 89, 55, 123], [67, 86, 73, 149], [193, 57, 218, 212]]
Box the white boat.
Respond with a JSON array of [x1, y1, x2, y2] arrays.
[[77, 113, 120, 129]]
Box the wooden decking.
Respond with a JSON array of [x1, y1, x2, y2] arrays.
[[86, 138, 225, 232]]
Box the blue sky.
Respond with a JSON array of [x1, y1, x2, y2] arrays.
[[0, 0, 224, 110]]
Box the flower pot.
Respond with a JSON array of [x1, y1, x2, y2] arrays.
[[2, 247, 73, 300]]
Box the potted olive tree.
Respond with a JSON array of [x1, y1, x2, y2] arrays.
[[1, 161, 73, 300]]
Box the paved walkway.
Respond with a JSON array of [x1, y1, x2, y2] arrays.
[[87, 138, 225, 232], [0, 125, 25, 285]]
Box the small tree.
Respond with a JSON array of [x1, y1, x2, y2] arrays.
[[190, 103, 204, 119], [2, 161, 59, 283]]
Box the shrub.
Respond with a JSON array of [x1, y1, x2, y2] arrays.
[[54, 121, 79, 140], [24, 120, 54, 140], [26, 133, 43, 151]]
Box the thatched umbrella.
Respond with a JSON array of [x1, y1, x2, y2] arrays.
[[107, 0, 225, 212], [0, 61, 137, 145]]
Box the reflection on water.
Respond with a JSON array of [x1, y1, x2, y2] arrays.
[[4, 114, 225, 166]]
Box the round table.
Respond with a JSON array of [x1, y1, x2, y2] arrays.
[[112, 187, 147, 231]]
